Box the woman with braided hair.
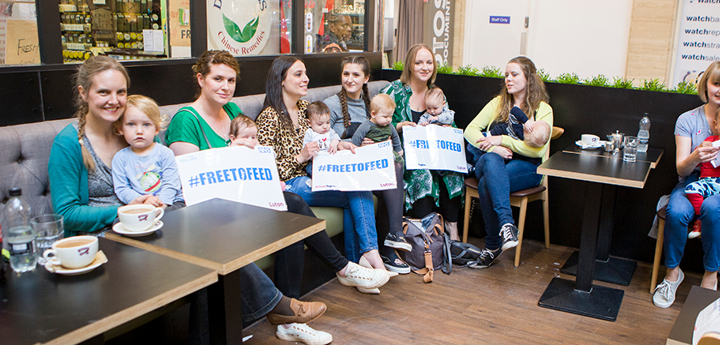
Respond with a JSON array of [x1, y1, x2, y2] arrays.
[[49, 56, 152, 236], [324, 56, 411, 274]]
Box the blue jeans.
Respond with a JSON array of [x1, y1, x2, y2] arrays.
[[474, 153, 542, 250], [238, 263, 283, 322], [665, 172, 720, 272], [285, 176, 378, 263]]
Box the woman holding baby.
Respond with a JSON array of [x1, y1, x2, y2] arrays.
[[464, 56, 554, 269], [380, 43, 465, 240]]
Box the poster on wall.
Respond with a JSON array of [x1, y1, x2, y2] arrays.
[[169, 0, 191, 57], [206, 0, 272, 56], [423, 0, 453, 67], [671, 0, 720, 87]]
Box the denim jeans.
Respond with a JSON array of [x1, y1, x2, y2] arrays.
[[274, 191, 349, 298], [665, 172, 720, 272], [238, 263, 283, 322], [285, 176, 378, 263], [475, 153, 541, 250]]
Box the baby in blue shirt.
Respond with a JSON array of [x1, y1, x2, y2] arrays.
[[111, 95, 184, 210]]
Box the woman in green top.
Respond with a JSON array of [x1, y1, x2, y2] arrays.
[[380, 43, 464, 240]]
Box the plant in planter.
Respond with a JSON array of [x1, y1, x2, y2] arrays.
[[437, 64, 453, 74], [538, 68, 552, 83], [639, 78, 667, 92], [480, 66, 503, 78], [392, 61, 404, 71], [583, 74, 610, 87], [455, 65, 480, 76], [612, 77, 635, 89], [555, 73, 581, 84], [672, 81, 698, 95]]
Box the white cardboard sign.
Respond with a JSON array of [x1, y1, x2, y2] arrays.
[[176, 146, 287, 211], [312, 142, 397, 192], [403, 125, 468, 173]]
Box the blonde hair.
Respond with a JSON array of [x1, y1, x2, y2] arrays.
[[493, 56, 549, 126], [229, 115, 256, 138], [525, 120, 550, 148], [699, 61, 720, 103], [114, 95, 167, 136], [307, 101, 331, 121], [400, 44, 437, 87], [425, 86, 445, 106], [370, 94, 396, 113], [74, 56, 130, 171]]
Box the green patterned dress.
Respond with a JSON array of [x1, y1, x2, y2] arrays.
[[380, 80, 465, 211]]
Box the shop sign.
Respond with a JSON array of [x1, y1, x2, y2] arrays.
[[424, 0, 453, 66], [207, 0, 271, 56], [671, 0, 720, 87]]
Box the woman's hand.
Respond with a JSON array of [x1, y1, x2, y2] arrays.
[[298, 141, 319, 163], [338, 141, 357, 154], [475, 135, 502, 151], [229, 138, 257, 149], [696, 142, 720, 163], [129, 194, 153, 205], [396, 121, 417, 132], [492, 146, 513, 160], [361, 137, 375, 146]]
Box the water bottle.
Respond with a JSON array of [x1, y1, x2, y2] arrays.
[[638, 114, 650, 153], [4, 188, 36, 273]]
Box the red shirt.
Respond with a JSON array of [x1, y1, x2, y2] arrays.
[[700, 135, 720, 178]]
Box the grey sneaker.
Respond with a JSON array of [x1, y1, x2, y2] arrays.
[[653, 269, 684, 308], [469, 247, 502, 268], [500, 223, 519, 251]]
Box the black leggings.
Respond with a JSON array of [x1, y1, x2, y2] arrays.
[[407, 177, 461, 223], [274, 191, 349, 299], [374, 161, 404, 257]]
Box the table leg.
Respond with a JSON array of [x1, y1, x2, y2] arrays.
[[538, 182, 624, 321], [560, 184, 637, 286], [208, 271, 244, 345]]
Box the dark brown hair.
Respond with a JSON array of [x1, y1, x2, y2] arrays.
[[494, 56, 549, 125], [229, 115, 256, 138], [307, 101, 330, 121], [337, 56, 371, 128], [192, 50, 241, 96], [263, 56, 302, 130]]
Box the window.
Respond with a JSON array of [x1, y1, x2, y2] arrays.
[[305, 0, 364, 54], [0, 1, 40, 66]]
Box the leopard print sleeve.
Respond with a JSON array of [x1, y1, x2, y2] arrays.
[[256, 106, 307, 182]]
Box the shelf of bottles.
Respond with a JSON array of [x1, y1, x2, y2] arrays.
[[59, 0, 165, 63]]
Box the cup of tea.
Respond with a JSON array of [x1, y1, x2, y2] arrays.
[[581, 134, 600, 146], [117, 204, 164, 232], [43, 236, 98, 269]]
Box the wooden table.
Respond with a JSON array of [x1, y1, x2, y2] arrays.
[[0, 238, 217, 345], [667, 285, 720, 345], [536, 149, 661, 321], [105, 198, 326, 345], [563, 144, 664, 168]]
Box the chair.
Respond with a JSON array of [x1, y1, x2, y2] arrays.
[[651, 207, 666, 294], [462, 126, 564, 267]]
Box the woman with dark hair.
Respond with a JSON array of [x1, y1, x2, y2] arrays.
[[380, 43, 465, 240], [653, 61, 720, 308], [166, 50, 388, 343], [256, 56, 388, 283], [324, 56, 410, 274], [464, 56, 554, 269]]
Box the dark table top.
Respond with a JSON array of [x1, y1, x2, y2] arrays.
[[667, 285, 720, 345], [105, 198, 326, 275], [0, 238, 217, 345], [562, 145, 664, 169], [538, 151, 654, 188]]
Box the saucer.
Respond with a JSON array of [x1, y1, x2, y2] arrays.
[[112, 220, 163, 237], [575, 140, 606, 149], [45, 250, 107, 276]]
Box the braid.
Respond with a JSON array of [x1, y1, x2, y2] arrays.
[[361, 83, 371, 119], [75, 105, 96, 171], [337, 89, 351, 128]]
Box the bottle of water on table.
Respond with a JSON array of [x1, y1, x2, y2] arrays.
[[638, 114, 650, 153], [4, 188, 36, 273]]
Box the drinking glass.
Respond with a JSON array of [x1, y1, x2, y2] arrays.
[[31, 214, 64, 265], [623, 136, 638, 163]]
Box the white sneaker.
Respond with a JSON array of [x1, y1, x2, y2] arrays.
[[276, 324, 332, 345], [653, 269, 684, 308], [336, 261, 390, 289]]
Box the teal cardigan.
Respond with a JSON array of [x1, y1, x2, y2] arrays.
[[49, 123, 118, 236]]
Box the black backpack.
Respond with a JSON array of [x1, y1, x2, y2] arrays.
[[450, 241, 483, 267]]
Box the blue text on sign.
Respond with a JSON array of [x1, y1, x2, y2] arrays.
[[188, 167, 274, 188], [317, 159, 390, 173]]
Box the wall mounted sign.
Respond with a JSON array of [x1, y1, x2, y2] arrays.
[[207, 0, 271, 56], [423, 0, 454, 66], [671, 0, 720, 87], [489, 16, 510, 24]]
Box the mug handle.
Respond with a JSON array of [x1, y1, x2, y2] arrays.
[[43, 249, 62, 266], [155, 207, 164, 222]]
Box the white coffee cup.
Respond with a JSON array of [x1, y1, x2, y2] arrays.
[[117, 204, 164, 232], [581, 134, 600, 146], [43, 236, 98, 269]]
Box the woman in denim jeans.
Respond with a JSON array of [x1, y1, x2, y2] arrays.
[[463, 56, 554, 269], [654, 61, 720, 308], [256, 56, 387, 276]]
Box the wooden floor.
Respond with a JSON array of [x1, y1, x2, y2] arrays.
[[245, 238, 701, 345]]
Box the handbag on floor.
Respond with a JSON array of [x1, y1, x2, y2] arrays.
[[399, 212, 451, 283], [450, 241, 483, 267]]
